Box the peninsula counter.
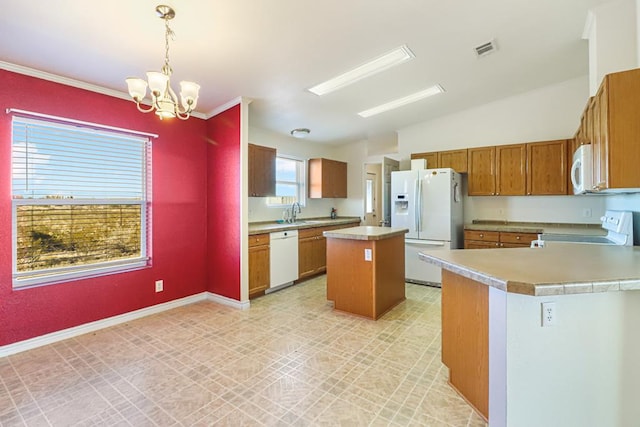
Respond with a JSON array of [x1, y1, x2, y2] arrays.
[[420, 243, 640, 427]]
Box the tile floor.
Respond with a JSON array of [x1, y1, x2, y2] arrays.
[[0, 276, 486, 426]]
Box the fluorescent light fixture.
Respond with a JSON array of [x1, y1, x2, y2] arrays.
[[357, 85, 445, 118], [308, 45, 415, 96]]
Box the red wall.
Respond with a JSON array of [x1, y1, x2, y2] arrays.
[[0, 70, 211, 346], [205, 105, 241, 300]]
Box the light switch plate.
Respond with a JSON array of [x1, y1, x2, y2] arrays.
[[364, 248, 372, 261]]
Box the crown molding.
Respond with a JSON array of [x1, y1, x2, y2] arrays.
[[205, 96, 254, 119]]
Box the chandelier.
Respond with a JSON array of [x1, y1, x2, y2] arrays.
[[125, 5, 200, 120]]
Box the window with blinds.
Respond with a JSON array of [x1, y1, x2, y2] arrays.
[[266, 156, 306, 207], [11, 116, 151, 287]]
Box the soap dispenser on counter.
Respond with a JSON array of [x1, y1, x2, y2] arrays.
[[330, 207, 337, 219]]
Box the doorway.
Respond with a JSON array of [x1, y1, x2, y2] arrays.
[[363, 166, 380, 226]]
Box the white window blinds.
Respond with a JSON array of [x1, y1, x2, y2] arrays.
[[11, 116, 151, 287]]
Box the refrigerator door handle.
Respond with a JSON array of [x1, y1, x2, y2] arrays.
[[417, 178, 423, 232], [405, 239, 446, 247], [414, 179, 420, 232]]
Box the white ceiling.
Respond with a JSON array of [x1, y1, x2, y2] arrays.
[[1, 0, 608, 144]]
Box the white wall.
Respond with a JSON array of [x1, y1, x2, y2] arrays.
[[247, 126, 340, 222], [396, 75, 606, 224], [586, 0, 638, 95], [498, 290, 640, 427]]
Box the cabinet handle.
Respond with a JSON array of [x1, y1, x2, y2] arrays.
[[516, 236, 520, 240], [500, 243, 504, 247], [496, 192, 500, 195], [479, 233, 484, 238]]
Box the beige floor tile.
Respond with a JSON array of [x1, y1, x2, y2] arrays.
[[1, 278, 483, 426]]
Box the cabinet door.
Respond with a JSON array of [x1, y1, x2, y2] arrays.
[[496, 144, 526, 196], [248, 144, 276, 197], [438, 149, 468, 173], [298, 236, 317, 279], [309, 158, 347, 198], [411, 152, 438, 169], [249, 244, 270, 297], [526, 140, 567, 195], [594, 69, 640, 190], [327, 160, 347, 198], [468, 147, 496, 196]]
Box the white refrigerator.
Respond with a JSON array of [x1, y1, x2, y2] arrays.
[[391, 168, 463, 286]]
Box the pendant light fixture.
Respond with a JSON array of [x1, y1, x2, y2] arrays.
[[125, 5, 200, 120]]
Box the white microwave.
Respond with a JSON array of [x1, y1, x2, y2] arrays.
[[570, 144, 593, 194]]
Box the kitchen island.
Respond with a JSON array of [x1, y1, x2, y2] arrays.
[[420, 244, 640, 427], [324, 226, 408, 319]]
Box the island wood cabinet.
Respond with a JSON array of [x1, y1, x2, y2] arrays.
[[411, 149, 468, 172], [248, 143, 276, 197], [464, 230, 538, 249], [590, 68, 640, 191], [248, 233, 270, 298], [308, 158, 347, 198]]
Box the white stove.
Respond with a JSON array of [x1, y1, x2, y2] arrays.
[[539, 210, 634, 246]]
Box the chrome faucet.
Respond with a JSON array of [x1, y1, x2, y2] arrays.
[[290, 202, 302, 223]]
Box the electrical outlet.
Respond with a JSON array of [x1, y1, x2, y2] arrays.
[[364, 248, 372, 261], [155, 280, 164, 292], [583, 208, 592, 218], [541, 302, 556, 327]]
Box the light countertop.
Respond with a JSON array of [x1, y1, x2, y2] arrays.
[[419, 243, 640, 296], [465, 220, 605, 236], [249, 217, 360, 235], [323, 226, 408, 241]]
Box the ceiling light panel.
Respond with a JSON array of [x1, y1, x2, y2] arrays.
[[308, 45, 415, 96], [357, 85, 445, 118]]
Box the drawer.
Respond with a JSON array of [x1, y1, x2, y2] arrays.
[[464, 230, 499, 242], [464, 240, 500, 249], [500, 232, 537, 245], [249, 233, 270, 247], [298, 227, 323, 239]]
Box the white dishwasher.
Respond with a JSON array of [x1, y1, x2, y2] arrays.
[[268, 230, 299, 293]]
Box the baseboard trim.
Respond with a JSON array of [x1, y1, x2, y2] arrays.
[[206, 292, 250, 310], [0, 293, 208, 358]]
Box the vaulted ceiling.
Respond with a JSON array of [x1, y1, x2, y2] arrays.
[[1, 0, 608, 144]]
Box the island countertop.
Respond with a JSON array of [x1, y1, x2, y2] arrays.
[[419, 243, 640, 296], [323, 226, 408, 241]]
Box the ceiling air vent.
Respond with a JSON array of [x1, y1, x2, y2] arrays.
[[475, 40, 497, 58]]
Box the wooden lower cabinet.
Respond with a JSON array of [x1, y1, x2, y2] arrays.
[[464, 230, 537, 249], [249, 233, 270, 298], [298, 223, 358, 280], [298, 228, 326, 279]]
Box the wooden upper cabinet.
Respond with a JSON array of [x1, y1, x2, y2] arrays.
[[495, 144, 526, 196], [526, 140, 567, 195], [248, 143, 276, 197], [308, 158, 347, 198], [438, 149, 468, 173], [467, 147, 496, 196], [591, 68, 640, 191], [410, 152, 438, 169]]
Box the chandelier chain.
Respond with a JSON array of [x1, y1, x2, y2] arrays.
[[163, 18, 175, 74]]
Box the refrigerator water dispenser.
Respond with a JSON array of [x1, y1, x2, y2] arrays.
[[393, 194, 409, 215]]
